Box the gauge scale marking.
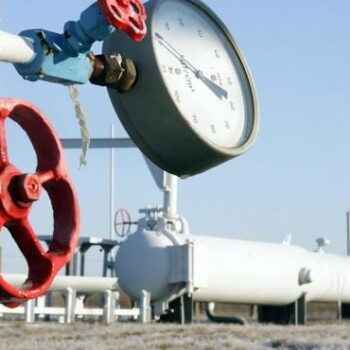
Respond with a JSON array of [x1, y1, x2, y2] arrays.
[[104, 0, 259, 177], [153, 1, 247, 149]]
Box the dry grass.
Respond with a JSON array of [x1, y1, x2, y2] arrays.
[[1, 322, 350, 350]]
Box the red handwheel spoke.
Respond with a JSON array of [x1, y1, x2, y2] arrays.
[[7, 219, 46, 266], [0, 216, 6, 232], [0, 119, 9, 167], [37, 170, 56, 185]]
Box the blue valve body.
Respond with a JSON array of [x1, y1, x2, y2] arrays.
[[14, 2, 115, 85], [64, 3, 114, 54]]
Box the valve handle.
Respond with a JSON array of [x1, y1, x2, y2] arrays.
[[0, 99, 80, 307], [114, 208, 134, 238], [98, 0, 147, 42]]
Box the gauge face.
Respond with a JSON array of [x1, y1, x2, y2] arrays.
[[103, 0, 259, 177], [152, 0, 252, 149]]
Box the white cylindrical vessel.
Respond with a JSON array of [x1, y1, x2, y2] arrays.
[[116, 229, 350, 307], [116, 230, 179, 301], [0, 30, 35, 64], [193, 236, 306, 305], [193, 236, 350, 304]]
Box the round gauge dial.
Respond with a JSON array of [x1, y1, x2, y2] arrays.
[[153, 1, 249, 149], [104, 0, 259, 177]]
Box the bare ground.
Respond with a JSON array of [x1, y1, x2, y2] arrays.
[[1, 322, 350, 350]]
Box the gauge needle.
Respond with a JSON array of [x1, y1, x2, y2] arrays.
[[155, 32, 228, 100]]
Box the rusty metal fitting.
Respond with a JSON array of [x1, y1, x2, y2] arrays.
[[90, 54, 137, 92]]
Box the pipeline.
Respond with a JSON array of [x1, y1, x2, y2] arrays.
[[2, 274, 118, 293], [0, 31, 35, 64]]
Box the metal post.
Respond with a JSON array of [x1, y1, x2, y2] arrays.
[[103, 249, 109, 277], [110, 124, 115, 239], [80, 252, 86, 276], [114, 291, 120, 323], [103, 289, 116, 325], [65, 254, 78, 276], [65, 287, 76, 324], [163, 173, 178, 219], [139, 290, 151, 324], [36, 296, 46, 321], [25, 299, 35, 323], [75, 295, 85, 320], [337, 299, 342, 321], [347, 211, 350, 256]]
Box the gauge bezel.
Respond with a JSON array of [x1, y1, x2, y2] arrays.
[[103, 0, 259, 177]]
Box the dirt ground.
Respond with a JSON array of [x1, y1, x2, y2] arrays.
[[2, 322, 350, 350]]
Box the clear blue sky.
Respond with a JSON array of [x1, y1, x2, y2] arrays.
[[0, 1, 350, 274]]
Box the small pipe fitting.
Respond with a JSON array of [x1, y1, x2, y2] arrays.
[[90, 54, 137, 92]]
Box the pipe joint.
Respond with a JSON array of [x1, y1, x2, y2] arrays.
[[11, 1, 146, 87], [14, 29, 94, 85]]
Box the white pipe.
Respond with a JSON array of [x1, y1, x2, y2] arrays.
[[2, 274, 118, 292], [0, 30, 35, 64]]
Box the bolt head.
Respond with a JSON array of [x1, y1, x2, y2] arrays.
[[118, 58, 137, 92], [13, 174, 42, 205]]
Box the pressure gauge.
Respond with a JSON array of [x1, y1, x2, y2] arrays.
[[104, 0, 259, 177]]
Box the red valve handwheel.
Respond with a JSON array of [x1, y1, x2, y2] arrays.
[[114, 208, 133, 238], [0, 99, 80, 308], [98, 0, 147, 42]]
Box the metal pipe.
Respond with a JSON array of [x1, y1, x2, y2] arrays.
[[0, 31, 35, 64], [2, 274, 118, 292], [110, 125, 116, 239], [60, 138, 135, 150]]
